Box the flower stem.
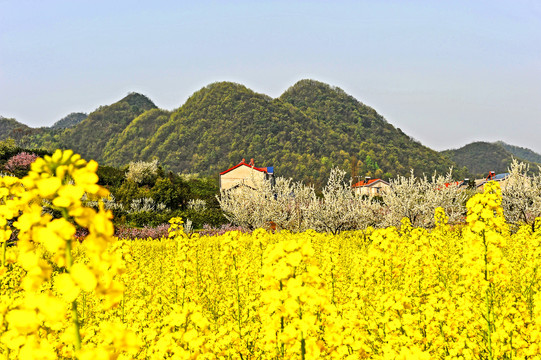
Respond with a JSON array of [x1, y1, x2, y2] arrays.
[[66, 239, 82, 352]]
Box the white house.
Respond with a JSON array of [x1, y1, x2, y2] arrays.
[[219, 158, 274, 191], [352, 177, 390, 196]]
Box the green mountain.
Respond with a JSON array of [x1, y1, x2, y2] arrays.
[[441, 141, 540, 177], [11, 80, 511, 184], [104, 82, 334, 185], [100, 80, 459, 186], [0, 116, 32, 141], [51, 112, 87, 129], [279, 80, 457, 178], [58, 93, 156, 162], [102, 108, 171, 165], [496, 141, 541, 164]]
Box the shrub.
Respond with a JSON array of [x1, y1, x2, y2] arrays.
[[4, 152, 38, 176], [501, 159, 541, 227], [125, 159, 158, 185], [114, 224, 170, 240], [199, 223, 250, 236]]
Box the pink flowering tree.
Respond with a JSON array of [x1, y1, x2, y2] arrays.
[[4, 152, 38, 176]]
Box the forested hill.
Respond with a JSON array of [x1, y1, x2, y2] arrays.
[[0, 116, 31, 141], [101, 108, 171, 166], [51, 112, 88, 129], [279, 80, 457, 178], [100, 80, 460, 186], [496, 141, 541, 164], [441, 141, 540, 177], [8, 80, 471, 185], [58, 93, 156, 162], [103, 82, 336, 186]]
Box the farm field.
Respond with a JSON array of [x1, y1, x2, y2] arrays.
[[1, 150, 541, 359]]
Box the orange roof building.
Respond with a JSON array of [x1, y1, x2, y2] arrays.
[[352, 177, 390, 196], [219, 158, 274, 191]]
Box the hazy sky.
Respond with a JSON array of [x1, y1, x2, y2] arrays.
[[1, 0, 540, 153]]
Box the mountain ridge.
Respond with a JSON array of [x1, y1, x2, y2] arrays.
[[3, 80, 538, 184], [57, 92, 157, 162], [496, 141, 541, 165], [51, 112, 88, 129], [441, 141, 540, 177]]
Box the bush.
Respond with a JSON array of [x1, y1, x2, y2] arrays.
[[4, 152, 38, 177], [114, 224, 170, 240], [181, 208, 228, 229], [198, 223, 250, 236], [97, 165, 126, 188], [125, 210, 180, 228], [125, 159, 158, 185]]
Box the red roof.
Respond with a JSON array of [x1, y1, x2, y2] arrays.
[[443, 181, 461, 187], [352, 178, 382, 187], [220, 160, 269, 176]]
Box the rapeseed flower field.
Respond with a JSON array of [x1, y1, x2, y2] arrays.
[[1, 150, 541, 359]]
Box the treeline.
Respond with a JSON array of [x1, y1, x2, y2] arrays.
[[94, 161, 225, 229], [219, 160, 541, 233], [497, 141, 541, 164], [0, 138, 51, 177], [442, 141, 540, 178], [0, 140, 226, 229]]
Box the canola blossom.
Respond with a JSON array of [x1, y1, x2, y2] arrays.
[[1, 150, 541, 359]]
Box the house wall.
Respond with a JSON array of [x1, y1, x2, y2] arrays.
[[353, 182, 390, 196], [220, 166, 267, 191], [476, 178, 509, 192]]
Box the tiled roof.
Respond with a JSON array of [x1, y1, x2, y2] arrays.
[[352, 178, 386, 187], [220, 161, 270, 176], [443, 181, 461, 187], [475, 173, 510, 188], [493, 173, 509, 181]]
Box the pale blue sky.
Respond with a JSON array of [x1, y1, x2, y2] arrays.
[[1, 0, 540, 153]]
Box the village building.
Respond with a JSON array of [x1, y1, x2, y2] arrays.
[[475, 171, 510, 191], [352, 177, 390, 196], [442, 179, 470, 190], [219, 158, 274, 192]]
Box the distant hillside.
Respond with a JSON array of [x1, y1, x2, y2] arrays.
[[441, 141, 540, 177], [99, 80, 460, 186], [18, 80, 535, 185], [57, 93, 156, 162], [279, 80, 456, 178], [104, 82, 335, 185], [102, 108, 171, 165], [496, 141, 541, 164], [51, 112, 87, 129], [0, 116, 31, 141]]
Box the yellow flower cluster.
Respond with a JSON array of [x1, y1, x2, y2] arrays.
[[1, 150, 133, 359], [466, 181, 507, 234], [2, 155, 541, 360]]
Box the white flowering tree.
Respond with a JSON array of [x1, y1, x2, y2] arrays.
[[218, 167, 387, 233], [128, 197, 167, 214], [82, 193, 124, 211], [382, 170, 430, 227], [125, 159, 159, 184], [218, 173, 316, 231], [217, 175, 275, 230], [423, 169, 471, 226], [352, 195, 386, 229], [218, 166, 473, 232], [382, 168, 469, 228], [501, 159, 541, 228], [187, 199, 207, 211], [304, 168, 359, 234], [265, 177, 313, 232]]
